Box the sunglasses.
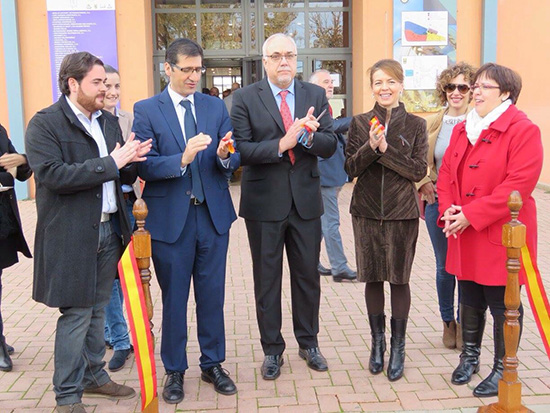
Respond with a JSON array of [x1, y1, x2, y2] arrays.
[[444, 83, 471, 94]]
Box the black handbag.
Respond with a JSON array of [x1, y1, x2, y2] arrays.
[[0, 191, 18, 239]]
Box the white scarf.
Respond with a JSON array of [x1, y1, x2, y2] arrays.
[[465, 99, 512, 145]]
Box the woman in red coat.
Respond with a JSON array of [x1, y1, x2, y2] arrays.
[[437, 63, 543, 397]]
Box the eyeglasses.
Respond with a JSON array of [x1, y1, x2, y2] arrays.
[[471, 83, 500, 92], [444, 83, 470, 94], [264, 53, 297, 63], [171, 64, 206, 75]]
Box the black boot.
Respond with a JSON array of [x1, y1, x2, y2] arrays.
[[368, 313, 386, 374], [0, 336, 13, 372], [473, 312, 520, 398], [387, 318, 407, 381], [451, 305, 486, 385]]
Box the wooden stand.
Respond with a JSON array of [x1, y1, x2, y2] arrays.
[[132, 198, 156, 344], [478, 191, 532, 413]]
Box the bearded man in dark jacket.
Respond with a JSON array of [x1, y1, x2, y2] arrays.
[[25, 52, 151, 413]]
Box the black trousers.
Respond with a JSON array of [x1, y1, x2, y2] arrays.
[[245, 205, 322, 356], [459, 280, 523, 317]]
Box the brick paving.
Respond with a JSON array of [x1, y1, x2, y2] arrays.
[[1, 183, 549, 412]]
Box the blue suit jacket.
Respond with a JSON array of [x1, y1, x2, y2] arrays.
[[318, 116, 351, 187], [133, 89, 240, 243]]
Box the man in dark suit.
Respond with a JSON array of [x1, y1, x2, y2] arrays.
[[133, 38, 240, 404], [25, 52, 151, 413], [231, 33, 337, 380], [309, 70, 357, 283]]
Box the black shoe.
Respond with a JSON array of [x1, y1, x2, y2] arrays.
[[333, 269, 357, 282], [162, 372, 184, 404], [318, 263, 332, 276], [298, 347, 328, 372], [387, 318, 407, 381], [0, 339, 13, 372], [473, 314, 507, 397], [368, 313, 386, 374], [6, 344, 14, 355], [261, 354, 284, 380], [451, 305, 486, 385], [201, 365, 237, 395], [108, 346, 133, 372]]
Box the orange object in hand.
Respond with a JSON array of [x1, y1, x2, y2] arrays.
[[223, 133, 235, 153], [370, 116, 385, 134]]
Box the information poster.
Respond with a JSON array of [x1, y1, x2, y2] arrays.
[[47, 0, 118, 102], [393, 0, 457, 112]]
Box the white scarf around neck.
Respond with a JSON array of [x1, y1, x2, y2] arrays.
[[465, 99, 512, 145]]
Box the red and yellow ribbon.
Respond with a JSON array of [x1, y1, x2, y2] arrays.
[[521, 245, 550, 360], [118, 240, 158, 411]]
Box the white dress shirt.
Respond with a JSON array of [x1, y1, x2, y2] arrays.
[[167, 84, 230, 174], [65, 96, 118, 214]]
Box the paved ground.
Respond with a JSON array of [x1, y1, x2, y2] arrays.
[[1, 183, 549, 413]]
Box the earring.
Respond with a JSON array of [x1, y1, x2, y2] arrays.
[[372, 93, 374, 98]]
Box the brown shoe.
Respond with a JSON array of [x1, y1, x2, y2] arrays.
[[456, 321, 463, 350], [56, 403, 88, 413], [443, 320, 457, 349], [83, 380, 136, 400]]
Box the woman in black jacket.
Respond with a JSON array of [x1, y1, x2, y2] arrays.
[[0, 124, 32, 372]]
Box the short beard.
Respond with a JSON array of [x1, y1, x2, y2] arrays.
[[77, 87, 104, 113]]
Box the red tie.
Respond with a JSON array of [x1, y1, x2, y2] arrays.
[[279, 90, 295, 165], [328, 104, 333, 117]]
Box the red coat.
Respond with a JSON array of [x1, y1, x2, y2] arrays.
[[437, 105, 543, 286]]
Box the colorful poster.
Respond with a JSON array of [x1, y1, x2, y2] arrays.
[[47, 0, 118, 102], [402, 11, 448, 46], [393, 0, 457, 112]]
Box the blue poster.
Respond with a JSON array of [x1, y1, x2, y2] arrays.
[[393, 0, 457, 112], [47, 0, 119, 102]]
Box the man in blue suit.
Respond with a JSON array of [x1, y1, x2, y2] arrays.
[[133, 38, 240, 405], [309, 70, 356, 282]]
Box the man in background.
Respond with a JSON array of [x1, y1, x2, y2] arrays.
[[224, 82, 240, 113], [209, 86, 220, 98], [309, 69, 356, 282]]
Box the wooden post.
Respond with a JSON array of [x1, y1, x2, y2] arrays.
[[132, 198, 156, 343], [478, 191, 532, 413]]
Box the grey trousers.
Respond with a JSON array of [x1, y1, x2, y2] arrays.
[[53, 221, 121, 405]]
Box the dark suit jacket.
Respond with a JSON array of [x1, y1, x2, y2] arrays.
[[318, 116, 351, 187], [231, 78, 337, 221], [0, 124, 32, 269], [133, 89, 240, 244], [25, 97, 136, 308]]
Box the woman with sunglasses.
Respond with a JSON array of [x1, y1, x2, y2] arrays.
[[417, 62, 476, 350], [345, 59, 427, 382], [437, 63, 542, 397]]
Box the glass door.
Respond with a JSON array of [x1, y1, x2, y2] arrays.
[[203, 59, 242, 97], [294, 55, 352, 116], [312, 57, 351, 118]]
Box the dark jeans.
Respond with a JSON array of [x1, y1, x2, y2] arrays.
[[53, 221, 121, 406], [104, 198, 135, 350], [425, 201, 460, 322]]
